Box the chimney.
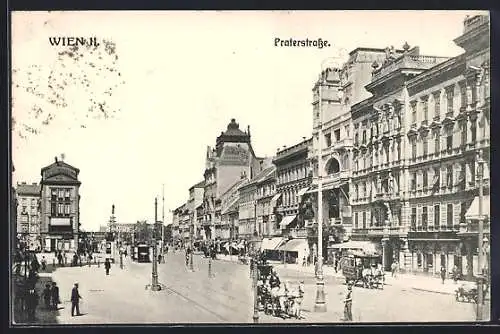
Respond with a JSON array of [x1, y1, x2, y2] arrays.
[[247, 125, 251, 136], [55, 156, 58, 163]]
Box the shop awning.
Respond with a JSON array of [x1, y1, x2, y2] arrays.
[[280, 215, 297, 228], [260, 237, 286, 251], [278, 239, 308, 253], [297, 187, 309, 198], [465, 195, 490, 220], [329, 240, 378, 254], [270, 193, 282, 207]]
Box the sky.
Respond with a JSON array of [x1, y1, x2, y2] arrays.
[[11, 10, 487, 231]]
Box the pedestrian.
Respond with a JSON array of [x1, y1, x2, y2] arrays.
[[104, 258, 111, 275], [51, 282, 60, 310], [41, 256, 47, 271], [343, 284, 353, 322], [57, 252, 63, 266], [440, 265, 446, 284], [42, 283, 52, 309], [70, 282, 82, 316], [158, 253, 162, 264], [302, 256, 306, 267], [452, 265, 459, 283], [26, 288, 38, 321]]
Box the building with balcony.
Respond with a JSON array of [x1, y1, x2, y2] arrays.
[[255, 165, 278, 238], [39, 157, 81, 252], [16, 182, 42, 251], [202, 119, 263, 240], [350, 15, 489, 276], [273, 137, 312, 264]]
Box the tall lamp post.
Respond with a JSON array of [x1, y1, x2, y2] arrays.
[[146, 197, 163, 291], [189, 214, 194, 271], [251, 233, 263, 323], [476, 149, 486, 320], [314, 54, 346, 312]]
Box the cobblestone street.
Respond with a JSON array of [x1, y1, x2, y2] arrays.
[[17, 252, 486, 325]]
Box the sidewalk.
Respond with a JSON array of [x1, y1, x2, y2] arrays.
[[215, 254, 468, 296]]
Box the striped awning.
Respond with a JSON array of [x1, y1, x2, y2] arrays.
[[260, 237, 285, 251]]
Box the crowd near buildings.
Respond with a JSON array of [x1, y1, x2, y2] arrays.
[[172, 15, 490, 279]]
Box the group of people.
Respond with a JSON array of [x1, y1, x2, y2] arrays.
[[41, 282, 61, 310]]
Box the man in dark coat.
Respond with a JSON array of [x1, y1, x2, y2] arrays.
[[26, 288, 38, 321], [70, 282, 82, 316], [42, 284, 52, 309], [51, 282, 60, 310], [104, 258, 111, 275]]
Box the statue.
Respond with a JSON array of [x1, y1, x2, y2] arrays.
[[388, 172, 394, 193]]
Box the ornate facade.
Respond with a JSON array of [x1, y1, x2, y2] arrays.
[[39, 158, 81, 252], [350, 15, 490, 275], [201, 119, 262, 240]]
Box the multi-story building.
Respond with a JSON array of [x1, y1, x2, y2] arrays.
[[16, 182, 41, 251], [172, 205, 182, 244], [350, 14, 489, 276], [255, 165, 278, 238], [221, 177, 247, 241], [39, 157, 81, 252], [202, 119, 263, 240], [187, 181, 205, 240], [273, 138, 312, 264]]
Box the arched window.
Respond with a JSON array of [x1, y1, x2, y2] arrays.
[[326, 158, 340, 174]]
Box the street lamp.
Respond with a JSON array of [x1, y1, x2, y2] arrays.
[[250, 233, 263, 323], [146, 197, 164, 291], [476, 149, 486, 320]]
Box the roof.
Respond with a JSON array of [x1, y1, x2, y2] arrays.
[[41, 160, 80, 173], [189, 180, 205, 190], [221, 119, 248, 137], [16, 183, 41, 196], [243, 166, 275, 187], [220, 178, 248, 198]]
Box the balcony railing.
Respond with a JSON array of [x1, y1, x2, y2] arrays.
[[372, 54, 449, 81]]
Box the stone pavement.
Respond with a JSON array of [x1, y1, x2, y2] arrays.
[[215, 254, 481, 296]]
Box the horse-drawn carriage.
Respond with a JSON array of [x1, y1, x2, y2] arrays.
[[256, 263, 304, 319], [455, 281, 489, 303], [341, 250, 385, 289]]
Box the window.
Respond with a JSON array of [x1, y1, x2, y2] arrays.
[[65, 189, 71, 198], [362, 212, 366, 229], [397, 141, 401, 160], [434, 92, 441, 117], [355, 212, 359, 229], [471, 122, 477, 143], [446, 165, 453, 187], [434, 134, 440, 153], [460, 84, 467, 108], [411, 102, 417, 124], [325, 133, 332, 147], [51, 189, 57, 199], [57, 203, 64, 215], [422, 98, 428, 121], [51, 203, 57, 216], [423, 138, 428, 156], [446, 203, 453, 228], [422, 207, 428, 229], [362, 130, 367, 144], [355, 133, 359, 145], [460, 202, 467, 224], [355, 184, 359, 199], [411, 208, 417, 230], [446, 89, 454, 114], [334, 129, 341, 142], [411, 172, 417, 191], [446, 134, 453, 150], [58, 189, 64, 198], [423, 170, 428, 189], [411, 139, 417, 159], [434, 205, 440, 228], [461, 123, 467, 146], [64, 204, 70, 215], [470, 161, 476, 186], [345, 125, 350, 138]]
